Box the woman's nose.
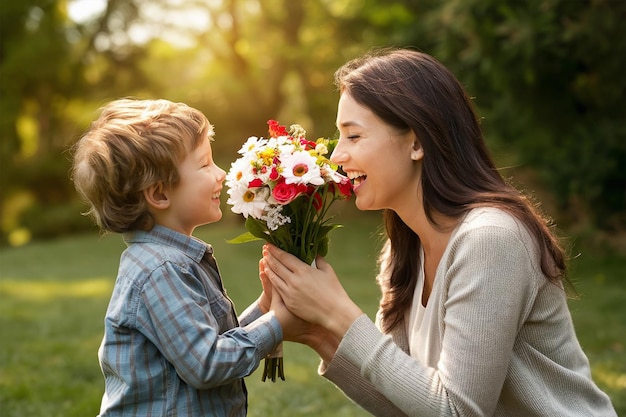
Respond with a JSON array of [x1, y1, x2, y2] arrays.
[[330, 140, 347, 165]]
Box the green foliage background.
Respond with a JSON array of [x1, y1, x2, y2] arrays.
[[1, 0, 625, 248]]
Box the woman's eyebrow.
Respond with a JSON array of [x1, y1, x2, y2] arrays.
[[336, 121, 364, 128]]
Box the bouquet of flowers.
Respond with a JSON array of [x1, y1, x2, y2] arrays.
[[225, 119, 352, 381]]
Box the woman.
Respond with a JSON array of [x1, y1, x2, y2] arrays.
[[261, 48, 616, 416]]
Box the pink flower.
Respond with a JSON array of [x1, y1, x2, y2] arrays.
[[272, 179, 307, 204]]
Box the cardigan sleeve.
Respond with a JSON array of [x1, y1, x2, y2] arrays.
[[321, 224, 540, 417], [320, 315, 409, 417]]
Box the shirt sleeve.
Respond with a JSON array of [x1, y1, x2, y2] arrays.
[[238, 299, 264, 327], [134, 261, 283, 389], [323, 225, 539, 417]]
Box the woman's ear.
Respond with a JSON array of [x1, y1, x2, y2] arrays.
[[411, 138, 424, 161], [143, 183, 170, 210]]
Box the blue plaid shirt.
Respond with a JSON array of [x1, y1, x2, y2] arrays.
[[97, 225, 282, 416]]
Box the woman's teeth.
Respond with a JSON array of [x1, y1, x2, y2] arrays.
[[347, 171, 366, 186]]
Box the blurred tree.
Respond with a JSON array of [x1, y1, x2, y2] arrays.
[[1, 0, 391, 244], [150, 0, 409, 144], [1, 0, 91, 244], [3, 0, 624, 245], [399, 0, 626, 230]]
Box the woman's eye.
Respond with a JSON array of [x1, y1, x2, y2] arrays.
[[347, 135, 360, 140]]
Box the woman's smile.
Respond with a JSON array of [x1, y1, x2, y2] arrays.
[[346, 170, 367, 191]]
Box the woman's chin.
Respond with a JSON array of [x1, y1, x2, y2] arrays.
[[354, 197, 372, 211]]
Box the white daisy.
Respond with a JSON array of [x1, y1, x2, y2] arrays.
[[238, 136, 263, 154], [281, 150, 324, 186], [225, 156, 255, 188], [227, 184, 270, 219], [274, 137, 296, 155]]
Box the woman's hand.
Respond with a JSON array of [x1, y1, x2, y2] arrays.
[[262, 244, 363, 340]]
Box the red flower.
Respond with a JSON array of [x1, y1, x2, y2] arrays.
[[272, 179, 306, 204], [331, 177, 353, 198], [268, 120, 288, 137], [269, 166, 280, 180], [300, 138, 317, 150], [248, 178, 264, 188]]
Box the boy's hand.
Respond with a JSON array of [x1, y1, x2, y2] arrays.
[[258, 259, 272, 313]]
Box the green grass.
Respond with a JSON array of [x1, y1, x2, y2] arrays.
[[1, 210, 624, 416]]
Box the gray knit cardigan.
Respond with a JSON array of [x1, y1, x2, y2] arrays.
[[320, 208, 616, 417]]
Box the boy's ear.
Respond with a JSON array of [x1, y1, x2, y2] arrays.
[[143, 183, 170, 210]]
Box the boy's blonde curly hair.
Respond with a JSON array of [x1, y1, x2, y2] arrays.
[[71, 98, 214, 233]]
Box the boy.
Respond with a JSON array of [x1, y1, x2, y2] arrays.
[[71, 98, 283, 416]]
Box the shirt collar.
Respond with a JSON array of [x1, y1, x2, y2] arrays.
[[123, 224, 211, 263]]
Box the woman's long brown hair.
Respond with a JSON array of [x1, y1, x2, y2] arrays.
[[335, 48, 569, 332]]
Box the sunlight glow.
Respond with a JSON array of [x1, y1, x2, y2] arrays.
[[0, 278, 113, 301], [68, 0, 211, 48], [68, 0, 107, 23]]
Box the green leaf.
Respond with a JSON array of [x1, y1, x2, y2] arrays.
[[226, 231, 263, 244], [245, 216, 271, 240], [226, 217, 269, 244], [270, 224, 294, 248], [316, 235, 329, 257]]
